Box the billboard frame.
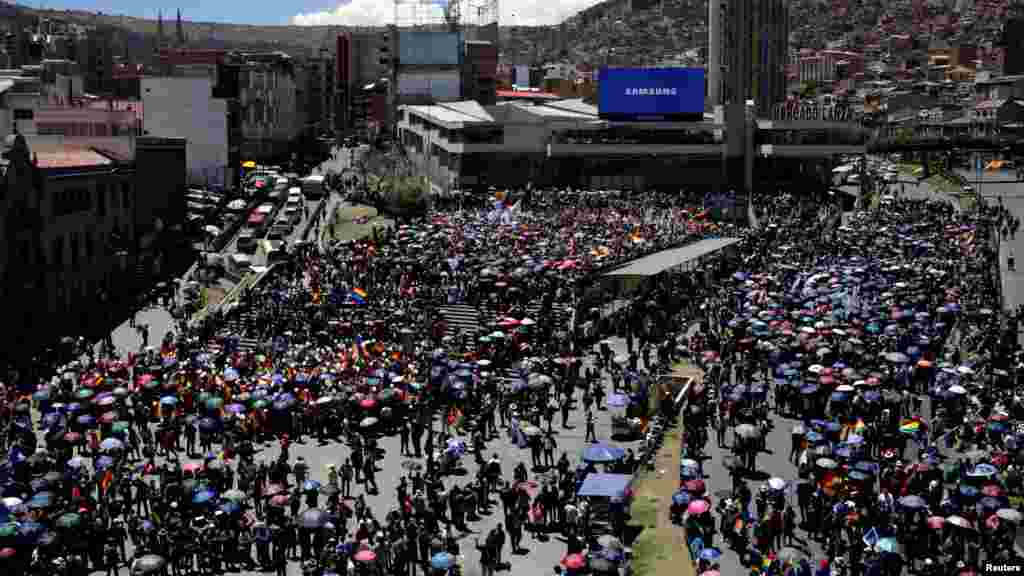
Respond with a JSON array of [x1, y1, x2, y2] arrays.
[[598, 67, 705, 122]]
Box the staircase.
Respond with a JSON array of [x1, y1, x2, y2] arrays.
[[438, 304, 483, 339], [205, 308, 261, 354]]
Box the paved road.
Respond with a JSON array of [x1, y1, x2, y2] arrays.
[[956, 170, 1024, 315], [86, 335, 640, 576]]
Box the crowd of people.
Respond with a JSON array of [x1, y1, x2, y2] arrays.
[[4, 178, 1020, 576], [672, 194, 1024, 575], [0, 188, 755, 576]]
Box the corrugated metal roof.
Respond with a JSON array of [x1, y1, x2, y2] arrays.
[[436, 101, 495, 123], [405, 104, 493, 127], [542, 98, 599, 117], [517, 103, 596, 119]]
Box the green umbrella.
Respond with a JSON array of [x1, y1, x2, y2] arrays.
[[111, 421, 130, 434], [75, 389, 94, 400], [205, 398, 224, 411], [55, 513, 81, 529], [197, 392, 212, 404], [0, 523, 17, 537], [251, 399, 268, 410]]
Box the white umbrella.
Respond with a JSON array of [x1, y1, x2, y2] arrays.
[[835, 384, 855, 392], [204, 225, 221, 236], [948, 385, 968, 395], [808, 364, 824, 374], [767, 477, 788, 491]]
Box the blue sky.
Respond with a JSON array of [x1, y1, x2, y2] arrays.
[[39, 0, 601, 26]]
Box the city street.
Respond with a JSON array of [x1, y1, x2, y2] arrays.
[[954, 169, 1024, 314]]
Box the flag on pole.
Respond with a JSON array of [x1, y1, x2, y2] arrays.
[[99, 469, 114, 495]]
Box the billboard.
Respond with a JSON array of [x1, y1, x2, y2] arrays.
[[397, 70, 461, 100], [398, 31, 462, 66], [598, 67, 705, 118]]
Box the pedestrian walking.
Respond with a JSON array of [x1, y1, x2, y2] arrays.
[[585, 410, 597, 443]]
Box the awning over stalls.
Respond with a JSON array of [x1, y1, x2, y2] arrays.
[[576, 473, 634, 498], [603, 237, 742, 278]]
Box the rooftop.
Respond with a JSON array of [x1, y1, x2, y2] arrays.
[[402, 102, 496, 128], [22, 135, 134, 169]]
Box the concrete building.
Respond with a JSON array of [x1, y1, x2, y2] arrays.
[[235, 52, 300, 161], [798, 50, 865, 87], [0, 133, 187, 353], [80, 27, 114, 95], [463, 41, 498, 106], [723, 0, 789, 195], [707, 0, 725, 107], [141, 76, 229, 187], [337, 31, 393, 137], [301, 48, 336, 137], [393, 29, 463, 109], [36, 105, 139, 137]]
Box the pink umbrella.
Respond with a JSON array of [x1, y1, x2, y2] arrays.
[[700, 571, 721, 576], [927, 516, 945, 529], [986, 515, 1001, 530], [354, 550, 377, 562], [183, 462, 203, 473], [359, 398, 377, 409], [687, 499, 710, 515]]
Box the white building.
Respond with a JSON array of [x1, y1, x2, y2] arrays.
[[141, 76, 229, 187]]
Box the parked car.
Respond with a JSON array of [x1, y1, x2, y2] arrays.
[[267, 225, 291, 241]]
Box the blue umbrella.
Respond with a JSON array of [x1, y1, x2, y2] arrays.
[[672, 491, 691, 506], [76, 414, 96, 427], [583, 444, 626, 463], [99, 438, 123, 451], [898, 495, 926, 509], [606, 393, 630, 408], [95, 456, 114, 470], [970, 463, 998, 477], [220, 501, 241, 514], [223, 367, 239, 382], [160, 396, 178, 406], [800, 384, 819, 395], [303, 480, 322, 492], [193, 489, 217, 504], [699, 548, 722, 561], [431, 552, 455, 570]]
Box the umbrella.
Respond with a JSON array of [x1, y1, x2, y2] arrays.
[[687, 500, 710, 515], [777, 547, 805, 564], [583, 444, 625, 463], [562, 553, 586, 570], [54, 513, 81, 529], [946, 515, 975, 530], [997, 508, 1022, 522], [222, 489, 247, 503], [193, 489, 217, 505], [132, 554, 167, 574], [767, 477, 788, 491], [431, 552, 456, 570], [926, 516, 945, 529], [816, 458, 838, 470], [353, 550, 377, 562], [268, 494, 290, 507], [360, 417, 378, 429], [100, 438, 123, 451], [735, 423, 761, 439], [303, 480, 322, 492], [699, 548, 722, 561], [899, 495, 927, 509], [299, 508, 328, 529]]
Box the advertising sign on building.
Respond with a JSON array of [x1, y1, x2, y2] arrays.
[[598, 67, 705, 119], [398, 31, 463, 66]]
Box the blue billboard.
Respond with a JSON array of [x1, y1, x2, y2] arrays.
[[399, 31, 463, 66], [598, 67, 705, 117]]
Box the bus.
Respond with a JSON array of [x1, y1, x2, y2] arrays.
[[301, 174, 326, 199]]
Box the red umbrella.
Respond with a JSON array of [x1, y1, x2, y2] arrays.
[[268, 494, 290, 507], [986, 515, 1000, 530], [182, 462, 202, 473], [0, 548, 15, 558], [981, 485, 1004, 497], [683, 479, 706, 494], [264, 483, 287, 497], [63, 432, 82, 443], [359, 398, 377, 409], [354, 550, 377, 562], [561, 554, 586, 570], [99, 411, 117, 424], [926, 516, 945, 529]]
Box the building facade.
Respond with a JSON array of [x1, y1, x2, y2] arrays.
[[235, 52, 300, 161], [0, 133, 186, 355], [141, 76, 229, 188]]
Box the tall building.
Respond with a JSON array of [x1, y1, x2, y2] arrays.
[[1002, 19, 1024, 76], [707, 0, 724, 106], [720, 0, 789, 194]]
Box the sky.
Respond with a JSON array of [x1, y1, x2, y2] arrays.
[[38, 0, 603, 27]]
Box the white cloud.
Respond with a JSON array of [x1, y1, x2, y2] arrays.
[[291, 0, 605, 27]]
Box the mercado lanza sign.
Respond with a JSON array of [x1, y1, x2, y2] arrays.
[[624, 88, 679, 96], [771, 103, 856, 122]]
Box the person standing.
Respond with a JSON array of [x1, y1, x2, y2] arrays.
[[585, 410, 597, 443], [362, 456, 377, 494]]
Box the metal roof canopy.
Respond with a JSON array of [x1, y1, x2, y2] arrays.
[[604, 237, 742, 278]]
